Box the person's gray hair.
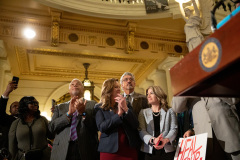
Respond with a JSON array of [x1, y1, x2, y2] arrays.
[[69, 78, 83, 89], [120, 72, 135, 84]]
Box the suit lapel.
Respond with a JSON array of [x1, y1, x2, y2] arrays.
[[145, 108, 154, 130], [160, 108, 166, 133], [129, 93, 137, 116], [132, 92, 138, 106]]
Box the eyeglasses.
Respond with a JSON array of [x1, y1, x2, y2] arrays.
[[122, 78, 134, 82]]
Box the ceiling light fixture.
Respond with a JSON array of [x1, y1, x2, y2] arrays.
[[23, 28, 36, 39], [82, 63, 95, 100]]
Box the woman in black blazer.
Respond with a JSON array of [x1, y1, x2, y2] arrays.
[[95, 78, 140, 160]]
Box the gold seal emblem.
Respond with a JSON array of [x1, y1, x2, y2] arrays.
[[199, 38, 222, 72], [201, 42, 219, 68]]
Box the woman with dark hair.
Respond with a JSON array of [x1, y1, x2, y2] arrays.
[[138, 86, 178, 160], [95, 78, 140, 160], [9, 96, 53, 160]]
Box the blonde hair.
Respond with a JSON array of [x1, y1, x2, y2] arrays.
[[147, 86, 169, 112], [100, 78, 118, 111]]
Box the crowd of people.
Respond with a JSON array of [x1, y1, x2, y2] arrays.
[[0, 72, 240, 160]]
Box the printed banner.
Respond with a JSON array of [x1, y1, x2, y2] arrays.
[[144, 0, 169, 14], [174, 133, 208, 160]]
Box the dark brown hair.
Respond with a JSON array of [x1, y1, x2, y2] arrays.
[[146, 86, 169, 112]]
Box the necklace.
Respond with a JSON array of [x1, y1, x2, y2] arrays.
[[152, 111, 160, 117]]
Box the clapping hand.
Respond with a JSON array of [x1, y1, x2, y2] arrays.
[[74, 97, 86, 115], [68, 96, 78, 116], [114, 94, 128, 116]]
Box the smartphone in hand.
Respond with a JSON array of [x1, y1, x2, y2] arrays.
[[12, 76, 19, 84], [52, 99, 56, 107]]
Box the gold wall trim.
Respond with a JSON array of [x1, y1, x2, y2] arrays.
[[60, 25, 125, 36], [27, 49, 146, 63], [15, 46, 156, 82], [136, 35, 185, 43], [0, 16, 51, 28], [34, 67, 124, 77]]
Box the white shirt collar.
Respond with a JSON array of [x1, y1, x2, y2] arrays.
[[124, 91, 134, 97]]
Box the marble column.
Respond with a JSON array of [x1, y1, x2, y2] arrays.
[[138, 79, 154, 94], [158, 56, 181, 103], [148, 69, 167, 94], [0, 40, 11, 93]]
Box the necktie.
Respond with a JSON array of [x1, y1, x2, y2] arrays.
[[126, 95, 130, 103], [70, 111, 78, 141]]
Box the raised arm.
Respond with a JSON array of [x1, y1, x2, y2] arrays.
[[191, 0, 200, 17], [179, 2, 188, 22], [0, 81, 17, 116]]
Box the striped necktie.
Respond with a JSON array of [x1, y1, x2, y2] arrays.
[[126, 94, 130, 103], [70, 111, 78, 141]]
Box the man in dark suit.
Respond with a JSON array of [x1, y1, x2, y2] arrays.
[[49, 78, 98, 160], [0, 81, 19, 159], [120, 72, 148, 118], [120, 72, 148, 160]]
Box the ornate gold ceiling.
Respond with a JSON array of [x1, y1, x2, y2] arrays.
[[0, 0, 189, 118]]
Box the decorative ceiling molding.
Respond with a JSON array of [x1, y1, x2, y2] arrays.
[[27, 48, 146, 62], [0, 15, 186, 43], [15, 46, 158, 82], [34, 0, 181, 19], [0, 15, 51, 28]]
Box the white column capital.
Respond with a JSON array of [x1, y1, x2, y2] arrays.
[[158, 56, 181, 71]]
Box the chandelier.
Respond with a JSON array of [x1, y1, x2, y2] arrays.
[[82, 63, 95, 100]]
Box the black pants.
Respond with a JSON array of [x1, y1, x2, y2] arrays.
[[145, 149, 175, 160], [66, 140, 81, 160]]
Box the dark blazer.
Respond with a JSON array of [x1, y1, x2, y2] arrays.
[[95, 103, 140, 153], [0, 96, 17, 149], [126, 92, 149, 118], [49, 100, 98, 160]]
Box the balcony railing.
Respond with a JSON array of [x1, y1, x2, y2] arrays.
[[100, 0, 144, 4], [34, 0, 181, 19]]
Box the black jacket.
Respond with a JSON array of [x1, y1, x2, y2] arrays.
[[0, 96, 17, 149]]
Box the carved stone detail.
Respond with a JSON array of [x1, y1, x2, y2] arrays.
[[51, 11, 61, 47], [15, 46, 30, 73], [125, 22, 137, 54], [0, 16, 188, 55]]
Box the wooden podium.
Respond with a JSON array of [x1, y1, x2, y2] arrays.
[[170, 12, 240, 97]]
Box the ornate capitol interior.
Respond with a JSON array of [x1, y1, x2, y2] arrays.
[[0, 0, 230, 119]]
